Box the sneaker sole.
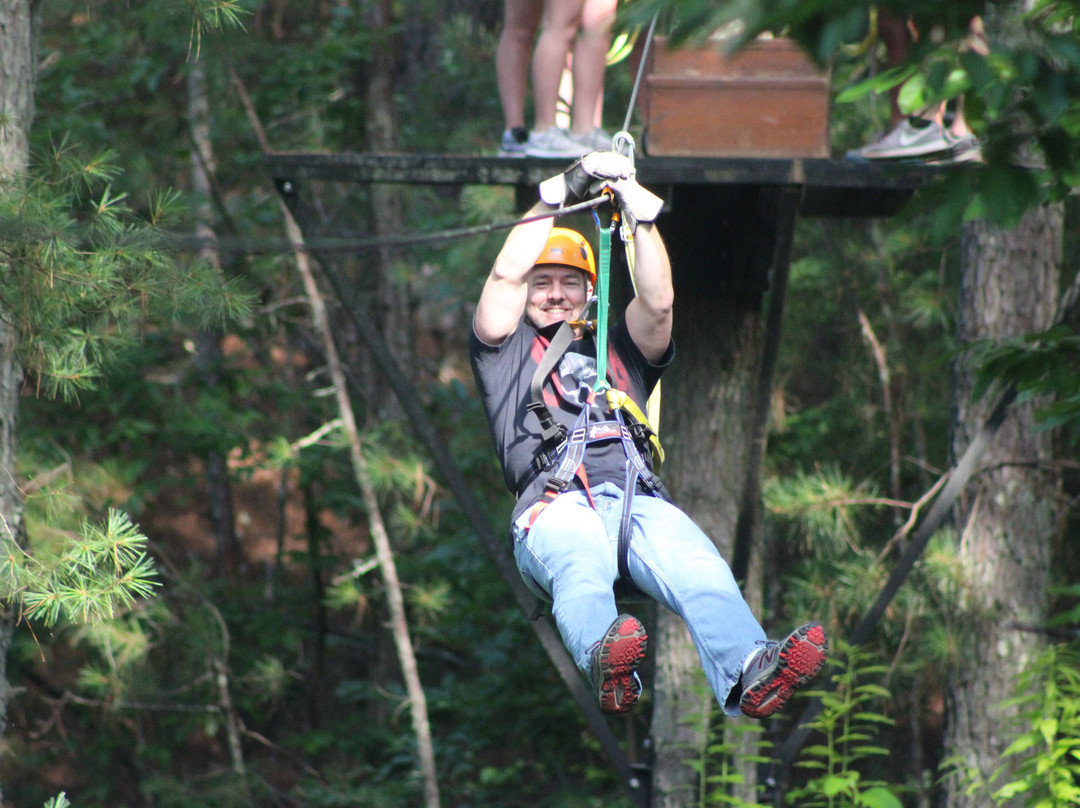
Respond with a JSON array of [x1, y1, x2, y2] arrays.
[[596, 615, 647, 714], [740, 622, 828, 719]]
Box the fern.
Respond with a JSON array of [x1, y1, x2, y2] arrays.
[[989, 644, 1080, 806], [788, 641, 905, 808]]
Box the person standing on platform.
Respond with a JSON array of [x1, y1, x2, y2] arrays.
[[496, 0, 619, 158]]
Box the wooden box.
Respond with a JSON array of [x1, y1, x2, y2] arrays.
[[641, 37, 831, 158]]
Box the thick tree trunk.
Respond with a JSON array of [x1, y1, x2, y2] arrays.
[[0, 317, 20, 808], [944, 206, 1061, 807], [0, 1, 37, 175], [0, 1, 39, 804], [649, 186, 771, 808], [0, 0, 36, 463], [656, 295, 763, 808]]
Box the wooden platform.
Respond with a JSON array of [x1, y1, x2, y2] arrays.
[[267, 151, 958, 309], [265, 152, 949, 218]]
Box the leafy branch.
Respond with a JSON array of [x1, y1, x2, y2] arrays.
[[0, 138, 251, 402], [4, 508, 158, 626]]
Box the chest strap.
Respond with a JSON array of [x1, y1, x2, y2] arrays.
[[525, 322, 576, 473]]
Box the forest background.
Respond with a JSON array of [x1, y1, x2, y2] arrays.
[[3, 0, 1080, 807]]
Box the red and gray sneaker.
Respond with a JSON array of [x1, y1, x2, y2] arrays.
[[739, 622, 828, 719], [589, 614, 648, 714]]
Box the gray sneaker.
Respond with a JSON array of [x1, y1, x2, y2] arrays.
[[588, 614, 648, 714], [499, 127, 529, 157], [525, 126, 592, 158], [739, 621, 828, 719], [847, 118, 954, 162], [573, 127, 615, 152], [927, 133, 982, 165]]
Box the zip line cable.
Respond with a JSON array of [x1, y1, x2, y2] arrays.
[[622, 13, 660, 134], [171, 191, 613, 256]]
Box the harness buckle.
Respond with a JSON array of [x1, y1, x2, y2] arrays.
[[531, 438, 566, 474], [544, 476, 572, 494]]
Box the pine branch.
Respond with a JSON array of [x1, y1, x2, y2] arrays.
[[19, 509, 159, 626]]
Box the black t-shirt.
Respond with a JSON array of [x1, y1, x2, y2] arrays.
[[470, 318, 673, 522]]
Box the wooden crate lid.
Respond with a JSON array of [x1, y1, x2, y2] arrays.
[[649, 36, 829, 82]]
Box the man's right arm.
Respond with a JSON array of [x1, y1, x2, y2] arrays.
[[473, 201, 555, 345]]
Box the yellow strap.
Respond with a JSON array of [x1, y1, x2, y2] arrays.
[[606, 387, 665, 468]]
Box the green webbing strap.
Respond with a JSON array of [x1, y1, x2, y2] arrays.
[[594, 221, 613, 393]]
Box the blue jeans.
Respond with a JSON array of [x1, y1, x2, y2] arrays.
[[512, 481, 767, 714]]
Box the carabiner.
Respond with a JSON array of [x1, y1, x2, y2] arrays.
[[612, 131, 636, 168]]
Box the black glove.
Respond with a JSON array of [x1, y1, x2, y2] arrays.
[[539, 151, 664, 231]]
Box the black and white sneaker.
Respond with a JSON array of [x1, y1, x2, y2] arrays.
[[499, 127, 529, 157]]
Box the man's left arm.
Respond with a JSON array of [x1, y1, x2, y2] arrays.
[[623, 222, 674, 364]]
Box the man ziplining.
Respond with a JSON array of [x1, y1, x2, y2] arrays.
[[469, 148, 827, 717]]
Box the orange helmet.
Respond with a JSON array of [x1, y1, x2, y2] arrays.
[[535, 227, 596, 284]]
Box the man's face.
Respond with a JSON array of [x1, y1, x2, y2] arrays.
[[525, 266, 592, 330]]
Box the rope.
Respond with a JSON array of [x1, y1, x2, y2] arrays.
[[622, 13, 660, 134], [185, 191, 614, 256]]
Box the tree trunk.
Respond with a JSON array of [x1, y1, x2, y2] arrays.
[[654, 296, 762, 807], [293, 219, 442, 808], [188, 56, 241, 578], [649, 186, 773, 807], [362, 0, 413, 414], [0, 1, 40, 803], [944, 205, 1061, 807]]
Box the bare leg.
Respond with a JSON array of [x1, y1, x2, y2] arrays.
[[947, 17, 986, 138], [877, 11, 910, 127], [570, 0, 616, 135], [532, 0, 587, 132], [496, 0, 543, 131]]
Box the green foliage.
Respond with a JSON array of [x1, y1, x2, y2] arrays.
[[764, 465, 883, 556], [630, 0, 1080, 231], [186, 0, 251, 34], [993, 643, 1080, 806], [2, 508, 158, 625], [788, 642, 904, 808], [0, 139, 250, 402], [945, 642, 1080, 807], [8, 0, 1076, 805], [697, 713, 773, 807], [968, 324, 1080, 441]]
